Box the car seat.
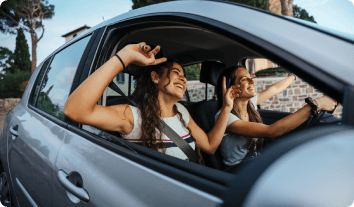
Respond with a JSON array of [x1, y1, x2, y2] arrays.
[[190, 61, 227, 170]]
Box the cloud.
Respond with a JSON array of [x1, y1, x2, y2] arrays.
[[0, 0, 6, 6], [295, 0, 329, 8], [348, 0, 354, 6]]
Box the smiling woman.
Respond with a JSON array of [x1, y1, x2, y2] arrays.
[[63, 42, 240, 164]]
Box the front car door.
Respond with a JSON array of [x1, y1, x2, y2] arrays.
[[7, 31, 95, 206], [52, 1, 354, 206]]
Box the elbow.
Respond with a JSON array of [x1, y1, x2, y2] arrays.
[[63, 102, 81, 122], [204, 147, 217, 155]]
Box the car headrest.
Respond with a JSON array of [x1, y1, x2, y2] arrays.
[[200, 61, 227, 86]]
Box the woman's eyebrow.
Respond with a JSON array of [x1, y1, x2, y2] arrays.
[[172, 68, 181, 72]]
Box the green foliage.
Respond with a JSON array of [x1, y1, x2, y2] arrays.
[[293, 5, 317, 23], [132, 0, 268, 10], [14, 28, 31, 73], [184, 64, 200, 81], [132, 0, 171, 9], [255, 67, 287, 77], [0, 0, 55, 34], [228, 0, 269, 10], [0, 46, 16, 73], [36, 85, 65, 120], [0, 69, 31, 98]]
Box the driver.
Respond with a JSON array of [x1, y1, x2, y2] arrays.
[[64, 43, 240, 164], [215, 66, 337, 169]]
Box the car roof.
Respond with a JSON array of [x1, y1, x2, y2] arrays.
[[63, 0, 354, 86]]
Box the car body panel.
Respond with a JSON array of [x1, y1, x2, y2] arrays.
[[243, 129, 354, 207], [7, 103, 65, 206], [53, 130, 223, 207]]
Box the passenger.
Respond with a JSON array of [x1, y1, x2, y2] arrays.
[[215, 66, 337, 169], [64, 42, 240, 164]]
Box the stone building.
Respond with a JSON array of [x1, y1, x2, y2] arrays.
[[62, 25, 91, 43]]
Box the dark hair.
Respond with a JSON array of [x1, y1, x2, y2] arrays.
[[216, 66, 264, 153], [132, 60, 204, 164]]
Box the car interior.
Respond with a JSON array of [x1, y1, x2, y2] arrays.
[[83, 20, 342, 173]]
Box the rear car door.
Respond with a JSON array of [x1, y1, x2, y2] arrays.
[[7, 32, 94, 206]]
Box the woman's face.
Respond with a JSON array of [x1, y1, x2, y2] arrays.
[[154, 62, 187, 100], [234, 68, 256, 98]]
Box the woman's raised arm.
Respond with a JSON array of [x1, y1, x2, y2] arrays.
[[63, 43, 166, 134], [257, 75, 296, 105]]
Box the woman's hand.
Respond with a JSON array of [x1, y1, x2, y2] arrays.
[[222, 76, 241, 111], [315, 96, 337, 111], [118, 42, 167, 66]]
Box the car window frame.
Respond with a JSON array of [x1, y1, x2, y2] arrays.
[[27, 30, 99, 128], [65, 11, 350, 198]]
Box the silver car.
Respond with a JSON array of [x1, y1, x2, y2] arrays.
[[1, 1, 354, 206]]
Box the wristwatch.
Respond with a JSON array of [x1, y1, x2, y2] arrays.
[[305, 97, 320, 117]]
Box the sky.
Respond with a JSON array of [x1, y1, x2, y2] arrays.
[[0, 0, 354, 73]]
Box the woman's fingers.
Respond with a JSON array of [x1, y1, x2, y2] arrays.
[[222, 76, 227, 94]]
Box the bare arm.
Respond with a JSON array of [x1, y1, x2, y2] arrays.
[[189, 77, 239, 154], [227, 96, 337, 139], [257, 75, 296, 105], [64, 43, 167, 135]]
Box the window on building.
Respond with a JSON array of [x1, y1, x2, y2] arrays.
[[73, 33, 77, 38]]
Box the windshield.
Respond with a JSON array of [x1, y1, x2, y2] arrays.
[[284, 16, 354, 43]]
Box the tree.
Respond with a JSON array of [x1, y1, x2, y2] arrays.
[[132, 0, 269, 10], [229, 0, 269, 10], [293, 4, 317, 23], [184, 65, 200, 81], [14, 27, 31, 73], [279, 0, 293, 16], [0, 0, 55, 74], [0, 46, 16, 74]]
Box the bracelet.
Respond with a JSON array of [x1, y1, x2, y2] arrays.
[[313, 99, 321, 115], [115, 54, 126, 69], [305, 97, 320, 116]]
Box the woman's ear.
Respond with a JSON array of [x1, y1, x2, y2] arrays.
[[151, 71, 159, 84]]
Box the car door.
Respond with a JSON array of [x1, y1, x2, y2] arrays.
[[7, 33, 94, 207], [51, 18, 233, 206]]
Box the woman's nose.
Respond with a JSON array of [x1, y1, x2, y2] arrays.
[[180, 76, 187, 82], [248, 77, 254, 84]]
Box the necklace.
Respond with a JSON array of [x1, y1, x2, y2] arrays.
[[236, 108, 248, 120]]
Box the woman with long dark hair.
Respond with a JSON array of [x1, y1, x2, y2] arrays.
[[64, 43, 239, 164], [215, 66, 337, 168]]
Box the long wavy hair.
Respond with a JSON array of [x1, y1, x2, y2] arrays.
[[132, 60, 204, 164], [216, 66, 264, 153]]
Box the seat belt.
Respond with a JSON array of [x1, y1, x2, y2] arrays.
[[108, 81, 199, 164]]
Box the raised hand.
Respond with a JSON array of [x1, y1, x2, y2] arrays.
[[118, 42, 167, 67], [315, 96, 337, 111], [222, 76, 241, 110]]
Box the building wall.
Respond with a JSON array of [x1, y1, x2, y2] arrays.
[[65, 28, 90, 42], [184, 77, 342, 118]]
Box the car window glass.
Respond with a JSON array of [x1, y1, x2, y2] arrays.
[[182, 64, 215, 102], [36, 35, 91, 120], [30, 58, 51, 105], [247, 58, 342, 119], [106, 73, 136, 99]]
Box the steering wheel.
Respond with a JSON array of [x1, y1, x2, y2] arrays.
[[305, 104, 338, 129], [305, 111, 326, 129]]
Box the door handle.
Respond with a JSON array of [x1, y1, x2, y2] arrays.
[[57, 170, 89, 202], [9, 125, 18, 140]]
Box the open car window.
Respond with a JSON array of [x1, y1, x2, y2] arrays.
[[246, 58, 343, 118]]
